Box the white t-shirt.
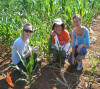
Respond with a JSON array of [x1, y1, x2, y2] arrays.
[[12, 37, 32, 64]]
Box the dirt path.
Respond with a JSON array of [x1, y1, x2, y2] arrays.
[[88, 13, 100, 57], [0, 13, 100, 89]]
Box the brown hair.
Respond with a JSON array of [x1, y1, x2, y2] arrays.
[[52, 23, 65, 30]]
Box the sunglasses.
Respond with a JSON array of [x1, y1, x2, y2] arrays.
[[24, 29, 33, 33]]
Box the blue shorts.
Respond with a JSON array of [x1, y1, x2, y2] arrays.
[[68, 46, 87, 63]]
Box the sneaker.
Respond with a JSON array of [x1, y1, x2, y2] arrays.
[[77, 62, 83, 71]]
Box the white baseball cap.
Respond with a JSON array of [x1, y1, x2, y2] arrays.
[[53, 18, 63, 25]]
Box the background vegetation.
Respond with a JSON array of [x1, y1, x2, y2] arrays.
[[0, 0, 100, 55]]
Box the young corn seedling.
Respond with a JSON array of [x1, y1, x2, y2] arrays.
[[57, 38, 69, 67], [48, 38, 63, 67], [53, 41, 63, 67], [58, 42, 63, 67], [89, 56, 99, 77], [10, 50, 39, 87], [48, 34, 69, 67]]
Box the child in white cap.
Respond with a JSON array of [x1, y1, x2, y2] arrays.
[[51, 18, 70, 65]]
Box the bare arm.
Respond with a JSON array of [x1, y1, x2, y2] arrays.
[[72, 47, 75, 58], [25, 51, 31, 59], [79, 44, 89, 49], [72, 47, 76, 64]]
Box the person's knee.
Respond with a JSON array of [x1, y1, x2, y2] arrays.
[[80, 47, 87, 55]]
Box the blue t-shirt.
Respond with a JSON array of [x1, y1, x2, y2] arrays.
[[12, 37, 31, 64], [72, 26, 90, 48]]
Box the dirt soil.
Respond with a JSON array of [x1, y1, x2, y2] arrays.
[[0, 13, 100, 89]]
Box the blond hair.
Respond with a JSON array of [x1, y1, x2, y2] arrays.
[[72, 14, 81, 21], [23, 23, 33, 30]]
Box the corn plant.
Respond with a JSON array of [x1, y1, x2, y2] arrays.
[[57, 42, 63, 67], [0, 0, 100, 60], [10, 51, 39, 87], [48, 36, 52, 55], [52, 41, 63, 67], [57, 39, 69, 67], [89, 56, 99, 77]]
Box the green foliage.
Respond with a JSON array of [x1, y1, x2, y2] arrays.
[[15, 78, 28, 83], [10, 51, 37, 85], [10, 64, 27, 76], [16, 50, 27, 67], [52, 41, 64, 67], [48, 36, 52, 55], [89, 56, 99, 77], [58, 47, 63, 67], [0, 0, 100, 55]]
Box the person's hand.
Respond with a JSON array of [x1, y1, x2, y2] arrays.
[[50, 31, 56, 37], [32, 46, 39, 54], [25, 51, 31, 59], [72, 57, 76, 65]]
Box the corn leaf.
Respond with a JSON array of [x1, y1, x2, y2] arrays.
[[16, 50, 27, 68], [48, 36, 52, 55], [15, 78, 28, 83], [9, 64, 27, 76], [26, 53, 34, 74]]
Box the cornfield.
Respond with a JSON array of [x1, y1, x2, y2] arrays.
[[0, 0, 100, 55]]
